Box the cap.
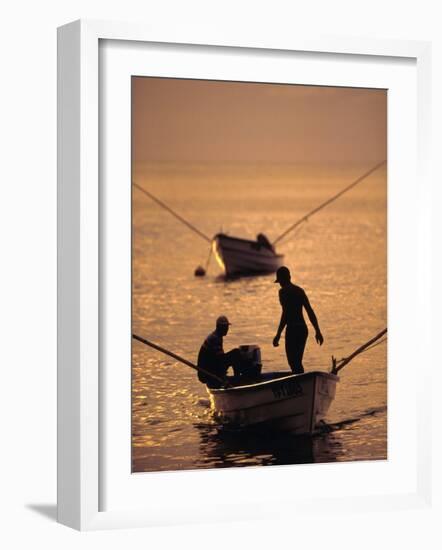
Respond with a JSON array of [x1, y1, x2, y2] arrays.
[[216, 315, 231, 326], [274, 266, 291, 283]]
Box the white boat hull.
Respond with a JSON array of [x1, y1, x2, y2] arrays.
[[208, 371, 339, 435], [213, 233, 284, 277]]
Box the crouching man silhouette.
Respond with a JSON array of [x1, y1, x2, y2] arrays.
[[197, 316, 243, 388]]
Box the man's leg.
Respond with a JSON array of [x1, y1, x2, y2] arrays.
[[223, 349, 261, 383], [222, 348, 242, 377], [285, 326, 308, 374], [204, 358, 229, 388]]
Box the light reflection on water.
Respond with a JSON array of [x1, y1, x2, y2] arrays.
[[132, 163, 387, 472]]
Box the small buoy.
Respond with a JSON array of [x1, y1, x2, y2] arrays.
[[194, 265, 206, 277]]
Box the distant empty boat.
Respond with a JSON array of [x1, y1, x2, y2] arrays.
[[213, 233, 284, 277], [133, 161, 386, 278], [208, 370, 339, 434]]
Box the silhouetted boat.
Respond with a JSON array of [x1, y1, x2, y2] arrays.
[[208, 371, 339, 434], [134, 162, 385, 279], [213, 233, 284, 277]]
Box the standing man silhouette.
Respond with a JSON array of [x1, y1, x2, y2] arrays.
[[273, 266, 324, 374]]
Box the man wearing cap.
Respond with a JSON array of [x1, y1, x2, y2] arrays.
[[197, 316, 242, 388], [273, 266, 324, 374]]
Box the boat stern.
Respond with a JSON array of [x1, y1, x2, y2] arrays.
[[208, 371, 339, 435]]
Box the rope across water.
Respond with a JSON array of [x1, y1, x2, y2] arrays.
[[331, 328, 387, 374], [133, 182, 212, 243], [132, 333, 230, 387], [272, 160, 387, 246]]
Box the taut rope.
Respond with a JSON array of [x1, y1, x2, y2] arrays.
[[132, 333, 229, 387], [133, 182, 212, 243], [331, 328, 387, 374], [272, 160, 387, 246]]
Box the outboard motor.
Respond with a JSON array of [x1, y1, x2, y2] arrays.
[[238, 345, 262, 380]]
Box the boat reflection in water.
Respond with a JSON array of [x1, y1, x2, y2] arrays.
[[194, 422, 343, 468], [194, 402, 387, 469]]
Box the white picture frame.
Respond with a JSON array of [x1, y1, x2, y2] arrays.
[[57, 19, 432, 531]]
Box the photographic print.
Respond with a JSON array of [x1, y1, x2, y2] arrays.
[[131, 77, 387, 473]]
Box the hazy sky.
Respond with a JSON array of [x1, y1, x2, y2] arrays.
[[132, 77, 386, 164]]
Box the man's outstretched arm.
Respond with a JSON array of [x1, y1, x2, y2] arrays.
[[304, 294, 324, 345], [273, 309, 287, 347]]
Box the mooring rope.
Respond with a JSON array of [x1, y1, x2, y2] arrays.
[[132, 333, 229, 387], [331, 328, 387, 374], [133, 182, 212, 243], [358, 336, 388, 355], [204, 244, 213, 272], [272, 160, 387, 246]]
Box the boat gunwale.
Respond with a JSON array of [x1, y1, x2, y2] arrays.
[[209, 370, 339, 395], [216, 243, 284, 261], [211, 385, 317, 413], [214, 232, 283, 257]]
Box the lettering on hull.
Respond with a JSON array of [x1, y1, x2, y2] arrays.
[[271, 379, 304, 400]]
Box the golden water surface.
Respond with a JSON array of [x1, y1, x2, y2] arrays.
[[132, 162, 387, 472]]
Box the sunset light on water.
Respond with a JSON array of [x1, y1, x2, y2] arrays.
[[131, 78, 387, 473]]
